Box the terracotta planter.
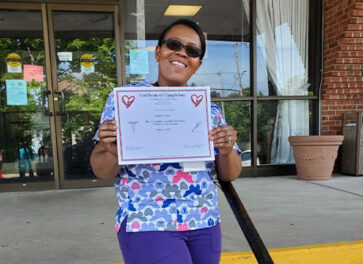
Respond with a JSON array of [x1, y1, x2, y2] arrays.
[[288, 136, 344, 180]]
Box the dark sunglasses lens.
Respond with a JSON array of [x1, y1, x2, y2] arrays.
[[166, 39, 183, 51], [185, 46, 201, 58]]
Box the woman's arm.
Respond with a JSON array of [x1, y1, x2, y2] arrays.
[[90, 120, 121, 180], [210, 125, 242, 181]]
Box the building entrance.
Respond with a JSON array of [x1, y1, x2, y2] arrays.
[[0, 3, 120, 191]]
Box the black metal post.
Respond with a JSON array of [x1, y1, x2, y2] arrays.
[[218, 179, 274, 264]]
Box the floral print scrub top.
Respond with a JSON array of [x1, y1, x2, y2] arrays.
[[94, 80, 241, 233]]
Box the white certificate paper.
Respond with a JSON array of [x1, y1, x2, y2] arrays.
[[114, 86, 214, 165]]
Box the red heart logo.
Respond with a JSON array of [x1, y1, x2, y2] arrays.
[[122, 95, 135, 108], [191, 94, 203, 107]]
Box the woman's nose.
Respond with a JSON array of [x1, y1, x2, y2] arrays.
[[175, 48, 188, 57]]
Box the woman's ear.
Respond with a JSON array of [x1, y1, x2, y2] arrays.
[[192, 60, 202, 74], [155, 46, 160, 62]]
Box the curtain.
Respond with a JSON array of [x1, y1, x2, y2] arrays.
[[243, 0, 310, 163]]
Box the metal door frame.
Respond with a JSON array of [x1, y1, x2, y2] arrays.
[[0, 2, 56, 192], [46, 3, 121, 189], [0, 2, 122, 191]]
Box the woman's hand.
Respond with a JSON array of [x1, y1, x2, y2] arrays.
[[90, 120, 120, 179], [210, 125, 242, 181], [98, 120, 118, 157], [209, 125, 238, 155]]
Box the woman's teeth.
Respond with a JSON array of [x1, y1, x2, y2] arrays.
[[171, 61, 186, 67]]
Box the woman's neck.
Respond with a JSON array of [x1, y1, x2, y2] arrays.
[[155, 79, 187, 87]]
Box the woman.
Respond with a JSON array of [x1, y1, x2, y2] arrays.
[[90, 19, 242, 264]]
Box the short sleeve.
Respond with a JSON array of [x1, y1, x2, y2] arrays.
[[92, 80, 153, 143], [211, 104, 241, 155], [93, 92, 115, 142]]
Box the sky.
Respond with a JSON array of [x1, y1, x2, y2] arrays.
[[126, 39, 269, 97]]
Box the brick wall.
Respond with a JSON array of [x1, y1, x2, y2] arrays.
[[322, 0, 363, 135]]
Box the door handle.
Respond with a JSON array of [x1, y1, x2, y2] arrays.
[[55, 90, 65, 116], [41, 90, 52, 116]]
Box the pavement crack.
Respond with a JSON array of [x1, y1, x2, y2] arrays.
[[307, 181, 363, 198]]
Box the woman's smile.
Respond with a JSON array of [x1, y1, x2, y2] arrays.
[[170, 60, 187, 68]]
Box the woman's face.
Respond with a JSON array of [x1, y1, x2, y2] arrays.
[[155, 24, 202, 86]]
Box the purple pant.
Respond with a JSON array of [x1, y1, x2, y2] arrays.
[[117, 219, 221, 264]]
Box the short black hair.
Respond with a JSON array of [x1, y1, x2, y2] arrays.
[[157, 19, 206, 60]]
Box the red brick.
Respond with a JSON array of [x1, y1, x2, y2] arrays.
[[322, 89, 333, 95], [322, 110, 336, 116], [343, 105, 357, 109], [329, 105, 343, 110], [337, 89, 346, 94], [342, 38, 355, 43], [321, 126, 329, 131], [329, 115, 342, 120], [323, 94, 338, 99], [323, 83, 336, 89], [322, 131, 339, 135], [347, 24, 363, 30], [352, 10, 363, 16], [344, 31, 354, 38], [323, 0, 363, 135], [355, 2, 363, 9], [322, 120, 336, 126], [352, 17, 363, 23], [325, 77, 341, 83], [329, 125, 343, 131], [322, 106, 329, 111], [323, 100, 337, 105], [348, 82, 358, 88]]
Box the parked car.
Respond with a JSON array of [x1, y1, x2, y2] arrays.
[[241, 150, 260, 167]]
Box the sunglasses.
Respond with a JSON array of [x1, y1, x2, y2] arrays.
[[162, 38, 202, 59]]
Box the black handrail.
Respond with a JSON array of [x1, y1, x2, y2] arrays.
[[218, 179, 274, 264]]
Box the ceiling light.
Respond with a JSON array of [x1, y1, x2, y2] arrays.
[[163, 5, 202, 17], [146, 46, 156, 52]]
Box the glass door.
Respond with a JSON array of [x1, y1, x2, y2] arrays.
[[0, 4, 55, 190], [48, 5, 120, 188]]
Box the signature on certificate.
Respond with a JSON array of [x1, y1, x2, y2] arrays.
[[184, 143, 205, 149]]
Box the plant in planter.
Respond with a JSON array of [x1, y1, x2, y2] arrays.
[[288, 136, 344, 180]]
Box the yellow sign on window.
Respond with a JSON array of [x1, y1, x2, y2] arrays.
[[6, 53, 22, 73], [80, 54, 95, 74]]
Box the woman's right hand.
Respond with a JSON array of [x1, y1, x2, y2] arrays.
[[98, 120, 118, 157]]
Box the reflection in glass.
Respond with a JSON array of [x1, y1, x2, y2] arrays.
[[245, 0, 311, 164], [214, 101, 251, 166], [191, 42, 250, 98], [53, 11, 116, 179], [248, 0, 310, 96], [257, 100, 312, 165], [0, 10, 54, 182], [123, 0, 250, 97]]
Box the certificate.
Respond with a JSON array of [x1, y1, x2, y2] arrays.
[[114, 86, 214, 165]]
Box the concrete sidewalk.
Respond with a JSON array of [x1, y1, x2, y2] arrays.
[[1, 175, 363, 264]]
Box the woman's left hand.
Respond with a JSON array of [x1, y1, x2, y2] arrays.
[[209, 125, 238, 155]]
